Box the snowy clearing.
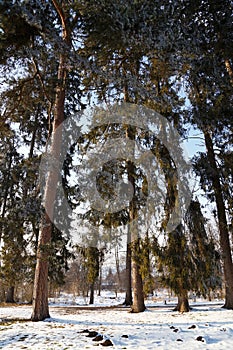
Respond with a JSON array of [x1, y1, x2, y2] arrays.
[[1, 293, 233, 349]]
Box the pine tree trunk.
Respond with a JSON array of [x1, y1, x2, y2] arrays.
[[31, 83, 64, 320], [129, 209, 146, 313], [131, 249, 146, 313], [89, 284, 94, 305], [204, 129, 233, 309], [31, 213, 51, 321], [0, 287, 5, 302], [124, 236, 132, 305], [31, 3, 70, 321], [5, 286, 15, 303], [126, 125, 145, 313], [123, 69, 132, 307], [174, 291, 190, 312], [98, 265, 102, 296]]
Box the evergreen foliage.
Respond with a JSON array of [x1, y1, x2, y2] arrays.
[[152, 200, 222, 311], [0, 0, 232, 314]]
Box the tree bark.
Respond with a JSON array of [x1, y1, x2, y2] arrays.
[[31, 2, 71, 321], [31, 63, 65, 320], [89, 283, 94, 304], [123, 230, 132, 305], [127, 124, 145, 313], [122, 80, 133, 307], [128, 160, 145, 312], [98, 264, 102, 297], [204, 129, 233, 309], [31, 213, 51, 321], [174, 290, 190, 312], [131, 241, 146, 313], [5, 286, 15, 303], [122, 58, 144, 312]]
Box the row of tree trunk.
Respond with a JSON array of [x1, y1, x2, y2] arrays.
[[29, 1, 233, 320]]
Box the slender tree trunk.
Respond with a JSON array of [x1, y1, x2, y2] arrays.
[[131, 239, 146, 313], [31, 213, 51, 321], [98, 264, 102, 296], [123, 67, 133, 307], [31, 2, 71, 321], [122, 59, 144, 312], [5, 286, 15, 303], [31, 72, 65, 320], [124, 225, 132, 305], [124, 239, 132, 305], [0, 288, 5, 302], [127, 134, 145, 313], [204, 129, 233, 309], [144, 230, 153, 297], [28, 107, 39, 159], [174, 290, 190, 312], [89, 283, 94, 305]]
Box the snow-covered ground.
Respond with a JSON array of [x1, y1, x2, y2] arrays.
[[1, 292, 233, 349]]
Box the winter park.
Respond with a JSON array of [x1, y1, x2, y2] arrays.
[[0, 1, 233, 349]]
